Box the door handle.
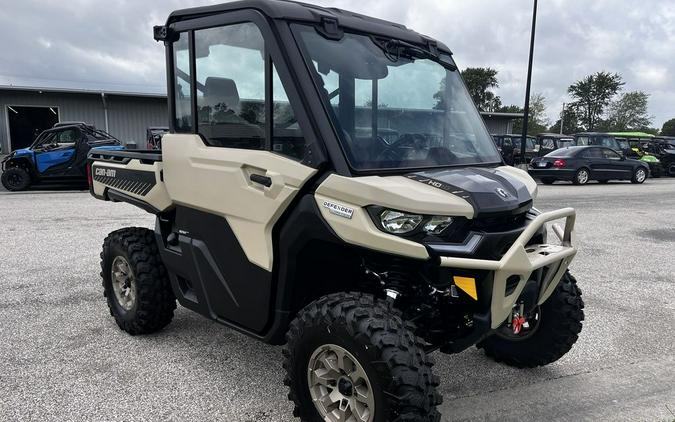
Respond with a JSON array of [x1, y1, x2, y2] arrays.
[[249, 173, 272, 187]]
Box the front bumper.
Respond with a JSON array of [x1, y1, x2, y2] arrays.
[[439, 208, 576, 329]]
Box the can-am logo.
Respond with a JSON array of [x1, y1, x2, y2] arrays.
[[94, 167, 116, 178], [322, 201, 354, 219], [495, 188, 510, 199]]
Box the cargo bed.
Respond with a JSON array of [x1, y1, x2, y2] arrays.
[[87, 149, 172, 213]]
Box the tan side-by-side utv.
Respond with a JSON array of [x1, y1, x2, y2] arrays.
[[88, 1, 584, 420]]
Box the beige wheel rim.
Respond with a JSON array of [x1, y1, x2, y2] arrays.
[[111, 256, 136, 311], [307, 344, 375, 422]]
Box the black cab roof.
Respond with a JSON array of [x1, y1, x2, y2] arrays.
[[537, 132, 572, 139], [164, 0, 451, 54], [574, 132, 612, 137]]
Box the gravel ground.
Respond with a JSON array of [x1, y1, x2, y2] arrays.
[[0, 179, 674, 421]]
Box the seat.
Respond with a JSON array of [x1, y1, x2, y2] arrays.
[[204, 77, 241, 119], [199, 77, 264, 147]]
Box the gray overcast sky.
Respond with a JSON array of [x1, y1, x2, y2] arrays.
[[1, 0, 673, 128]]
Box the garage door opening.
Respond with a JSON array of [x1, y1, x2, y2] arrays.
[[6, 105, 59, 151]]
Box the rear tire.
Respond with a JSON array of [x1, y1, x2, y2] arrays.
[[573, 168, 590, 185], [631, 167, 647, 184], [283, 292, 441, 422], [477, 272, 584, 368], [100, 227, 176, 335], [1, 167, 31, 191]]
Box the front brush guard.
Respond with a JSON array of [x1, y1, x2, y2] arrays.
[[440, 208, 577, 329]]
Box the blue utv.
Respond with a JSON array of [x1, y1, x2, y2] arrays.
[[1, 123, 124, 191]]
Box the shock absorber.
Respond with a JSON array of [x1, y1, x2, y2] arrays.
[[362, 258, 415, 300]]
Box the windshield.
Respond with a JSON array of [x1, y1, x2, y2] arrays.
[[293, 25, 501, 171], [558, 138, 573, 148]]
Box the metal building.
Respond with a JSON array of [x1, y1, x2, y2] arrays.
[[480, 111, 524, 135], [0, 85, 168, 152]]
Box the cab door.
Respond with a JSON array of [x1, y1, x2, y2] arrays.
[[160, 17, 321, 332], [36, 127, 80, 176]]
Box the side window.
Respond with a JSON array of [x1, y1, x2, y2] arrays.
[[576, 136, 589, 146], [526, 138, 536, 149], [503, 137, 512, 147], [603, 148, 621, 160], [56, 129, 80, 146], [272, 65, 305, 160], [194, 22, 265, 149], [36, 133, 55, 148], [582, 148, 602, 159], [174, 33, 193, 132], [542, 138, 555, 149]]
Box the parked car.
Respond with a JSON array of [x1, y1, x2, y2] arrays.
[[1, 123, 124, 191], [574, 132, 662, 177], [536, 133, 574, 156], [529, 146, 649, 185], [146, 126, 169, 149]]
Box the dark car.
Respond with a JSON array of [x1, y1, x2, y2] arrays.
[[146, 126, 169, 149], [528, 146, 649, 185], [536, 133, 574, 156], [574, 132, 663, 178], [1, 123, 123, 191]]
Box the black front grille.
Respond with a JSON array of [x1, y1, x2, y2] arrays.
[[470, 211, 529, 233]]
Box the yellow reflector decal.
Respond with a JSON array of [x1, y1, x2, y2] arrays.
[[453, 276, 478, 300]]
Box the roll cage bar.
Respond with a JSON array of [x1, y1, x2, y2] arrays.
[[30, 124, 120, 149]]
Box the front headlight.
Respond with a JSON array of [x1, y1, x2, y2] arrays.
[[380, 210, 423, 234], [376, 209, 454, 235], [423, 216, 453, 234]]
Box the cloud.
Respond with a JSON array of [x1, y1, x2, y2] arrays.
[[1, 0, 673, 128]]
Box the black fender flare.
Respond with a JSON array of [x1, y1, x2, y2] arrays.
[[3, 157, 35, 175]]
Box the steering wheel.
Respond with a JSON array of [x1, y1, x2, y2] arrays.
[[375, 133, 428, 162]]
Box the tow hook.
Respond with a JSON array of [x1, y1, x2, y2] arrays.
[[510, 303, 528, 335]]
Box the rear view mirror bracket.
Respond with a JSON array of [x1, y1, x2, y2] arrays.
[[315, 17, 344, 40]]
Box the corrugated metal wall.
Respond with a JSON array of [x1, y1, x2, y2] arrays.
[[0, 89, 168, 152], [482, 117, 514, 135]]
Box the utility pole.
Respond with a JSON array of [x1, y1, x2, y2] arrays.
[[560, 102, 565, 134], [520, 0, 538, 165]]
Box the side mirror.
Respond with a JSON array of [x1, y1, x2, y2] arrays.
[[533, 145, 541, 152], [620, 153, 626, 161]]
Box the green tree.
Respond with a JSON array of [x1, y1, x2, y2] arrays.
[[661, 118, 675, 136], [460, 67, 502, 111], [549, 105, 582, 134], [568, 71, 624, 130], [526, 93, 550, 135], [639, 127, 660, 135], [500, 94, 549, 135], [605, 91, 652, 131]]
